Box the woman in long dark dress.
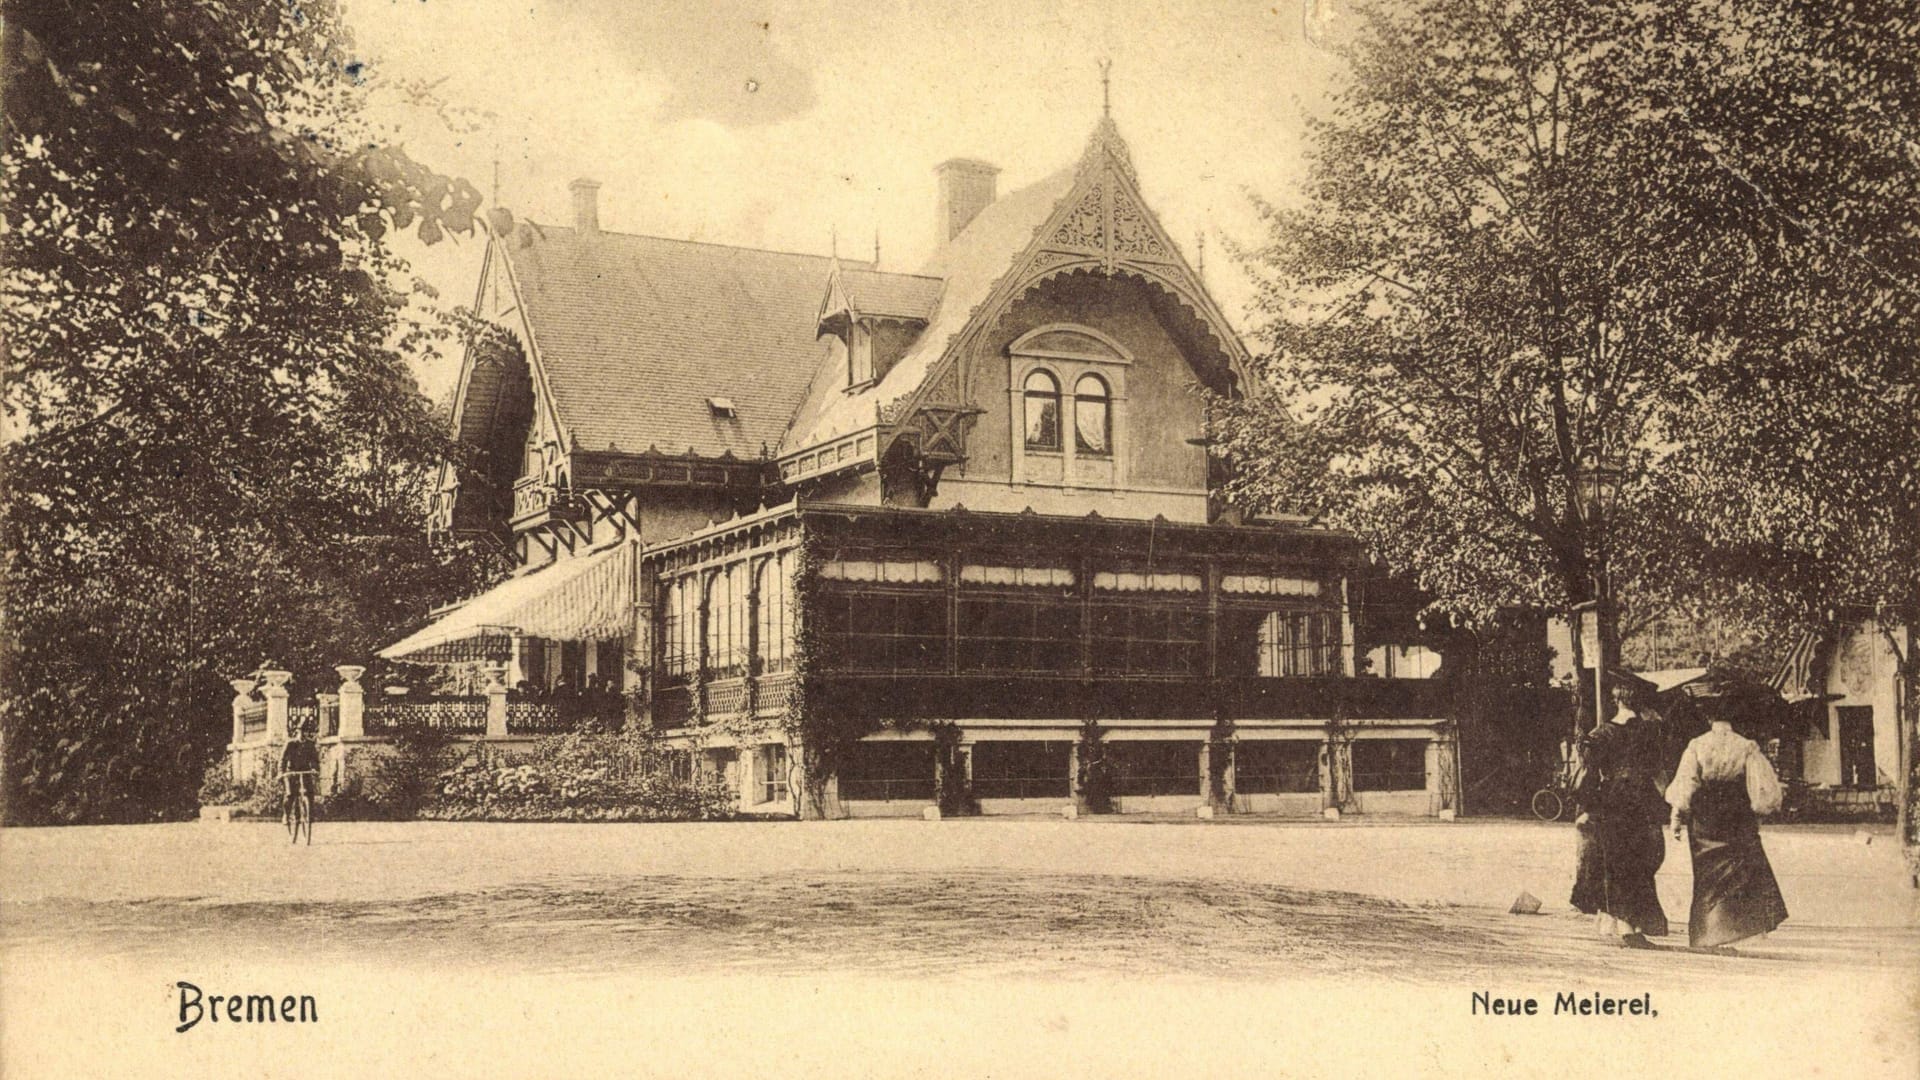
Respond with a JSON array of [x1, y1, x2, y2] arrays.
[[1570, 689, 1671, 946], [1666, 716, 1789, 950]]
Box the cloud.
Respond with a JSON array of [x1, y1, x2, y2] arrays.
[[568, 1, 817, 128]]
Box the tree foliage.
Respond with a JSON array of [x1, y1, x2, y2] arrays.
[[1215, 0, 1918, 649], [0, 0, 508, 823]]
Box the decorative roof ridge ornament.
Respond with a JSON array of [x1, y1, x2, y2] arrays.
[[1082, 59, 1137, 185]]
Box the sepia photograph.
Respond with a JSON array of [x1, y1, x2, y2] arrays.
[[1, 1, 1915, 1077]]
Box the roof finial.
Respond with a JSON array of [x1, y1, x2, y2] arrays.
[[1196, 229, 1207, 280], [1099, 58, 1112, 117], [830, 224, 838, 259], [873, 229, 881, 268]]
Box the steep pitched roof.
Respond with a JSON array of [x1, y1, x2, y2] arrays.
[[782, 165, 1080, 454], [500, 227, 867, 461], [780, 117, 1249, 464]]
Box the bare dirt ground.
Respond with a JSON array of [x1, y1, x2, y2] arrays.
[[3, 817, 1916, 1079]]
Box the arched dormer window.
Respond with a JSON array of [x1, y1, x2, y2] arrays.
[[1074, 374, 1111, 456], [1023, 369, 1062, 451]]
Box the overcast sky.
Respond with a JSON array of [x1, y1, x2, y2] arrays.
[[345, 0, 1349, 397]]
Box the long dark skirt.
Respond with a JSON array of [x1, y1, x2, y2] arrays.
[[1686, 780, 1788, 949], [1571, 816, 1670, 937]]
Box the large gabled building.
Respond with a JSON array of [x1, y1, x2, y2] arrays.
[[376, 115, 1483, 820]]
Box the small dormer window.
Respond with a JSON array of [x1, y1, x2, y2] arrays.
[[708, 396, 737, 418], [847, 325, 874, 387]]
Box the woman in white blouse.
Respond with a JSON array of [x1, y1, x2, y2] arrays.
[[1665, 713, 1790, 951]]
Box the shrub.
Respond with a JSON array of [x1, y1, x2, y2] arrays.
[[195, 762, 282, 817], [423, 730, 735, 822], [315, 725, 455, 820]]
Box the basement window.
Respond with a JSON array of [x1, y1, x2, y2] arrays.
[[707, 396, 737, 418]]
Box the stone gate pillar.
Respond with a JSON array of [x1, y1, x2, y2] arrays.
[[484, 663, 509, 738], [260, 670, 292, 741], [335, 665, 365, 739], [228, 678, 258, 781]]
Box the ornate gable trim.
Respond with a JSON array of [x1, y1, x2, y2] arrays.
[[881, 118, 1253, 465]]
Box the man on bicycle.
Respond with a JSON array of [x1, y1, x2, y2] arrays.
[[279, 720, 320, 842]]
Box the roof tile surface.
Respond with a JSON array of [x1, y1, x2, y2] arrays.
[[504, 228, 869, 460]]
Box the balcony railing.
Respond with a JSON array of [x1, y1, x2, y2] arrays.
[[505, 695, 624, 734], [365, 695, 488, 735], [704, 677, 749, 718], [510, 477, 589, 526], [754, 671, 796, 716]]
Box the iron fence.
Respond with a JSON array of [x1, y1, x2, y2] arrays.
[[364, 696, 488, 735]]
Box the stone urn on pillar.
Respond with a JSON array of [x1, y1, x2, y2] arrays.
[[259, 669, 293, 742], [335, 665, 366, 739], [228, 678, 258, 744]]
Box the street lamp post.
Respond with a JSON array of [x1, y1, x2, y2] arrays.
[[1573, 452, 1627, 736]]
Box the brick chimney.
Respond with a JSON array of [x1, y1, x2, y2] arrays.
[[569, 178, 601, 235], [934, 158, 999, 244]]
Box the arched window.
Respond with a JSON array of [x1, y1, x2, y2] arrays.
[[660, 577, 698, 680], [755, 551, 793, 674], [1074, 374, 1111, 455], [1023, 369, 1061, 451], [705, 562, 750, 678]]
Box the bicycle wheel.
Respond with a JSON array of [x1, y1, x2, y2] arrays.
[[1530, 788, 1563, 822]]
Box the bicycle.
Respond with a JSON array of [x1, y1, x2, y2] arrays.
[[1531, 755, 1580, 823], [282, 771, 316, 845]]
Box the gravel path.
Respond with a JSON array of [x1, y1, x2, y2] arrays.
[[4, 818, 1915, 1079]]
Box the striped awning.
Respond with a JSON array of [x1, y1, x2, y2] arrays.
[[1767, 629, 1825, 701], [378, 542, 635, 663]]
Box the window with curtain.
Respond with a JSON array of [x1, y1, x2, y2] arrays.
[[756, 551, 794, 674], [1073, 373, 1110, 455], [705, 562, 750, 678], [1023, 369, 1061, 451], [1255, 610, 1338, 676]]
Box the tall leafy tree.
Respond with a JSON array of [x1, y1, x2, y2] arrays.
[[1, 0, 507, 823], [1215, 0, 1917, 844]]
